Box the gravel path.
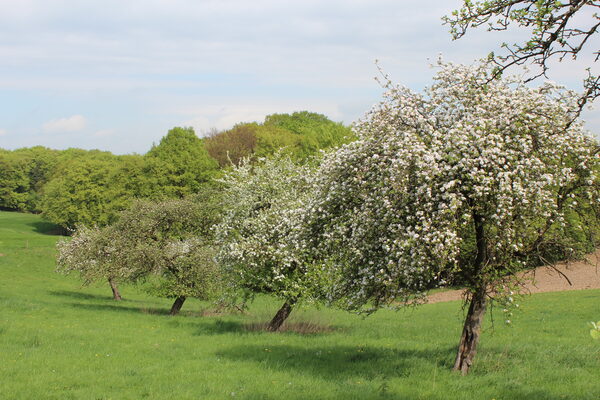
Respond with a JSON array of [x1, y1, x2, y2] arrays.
[[428, 250, 600, 303]]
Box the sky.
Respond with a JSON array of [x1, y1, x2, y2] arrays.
[[0, 0, 598, 155]]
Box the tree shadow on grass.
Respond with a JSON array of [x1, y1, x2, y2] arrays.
[[217, 344, 563, 400], [51, 290, 223, 318], [49, 289, 159, 306], [65, 301, 170, 315], [218, 343, 455, 381], [48, 290, 115, 302], [27, 221, 65, 236]]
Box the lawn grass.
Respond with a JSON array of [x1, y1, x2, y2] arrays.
[[1, 210, 599, 399]]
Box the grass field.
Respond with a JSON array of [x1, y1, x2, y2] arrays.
[[1, 210, 599, 399]]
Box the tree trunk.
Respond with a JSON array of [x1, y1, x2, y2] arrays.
[[169, 296, 186, 316], [267, 298, 296, 332], [453, 285, 487, 375], [453, 211, 488, 375], [108, 277, 122, 301]]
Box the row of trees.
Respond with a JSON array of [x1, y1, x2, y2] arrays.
[[0, 112, 353, 231], [57, 61, 600, 375], [0, 146, 109, 213], [39, 127, 219, 231]]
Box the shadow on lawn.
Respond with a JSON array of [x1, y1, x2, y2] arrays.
[[27, 220, 65, 236], [51, 290, 207, 317], [51, 290, 170, 315], [217, 344, 562, 400], [218, 343, 456, 380], [65, 301, 170, 315], [49, 290, 115, 302]]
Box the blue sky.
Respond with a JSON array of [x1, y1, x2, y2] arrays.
[[1, 0, 598, 154]]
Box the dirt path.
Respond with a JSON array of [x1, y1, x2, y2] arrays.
[[428, 250, 600, 303]]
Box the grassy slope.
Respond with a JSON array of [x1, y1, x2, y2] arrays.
[[1, 210, 599, 400]]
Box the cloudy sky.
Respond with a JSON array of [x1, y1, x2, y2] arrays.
[[1, 0, 598, 154]]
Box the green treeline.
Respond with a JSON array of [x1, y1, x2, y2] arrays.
[[204, 111, 354, 167], [0, 111, 353, 231]]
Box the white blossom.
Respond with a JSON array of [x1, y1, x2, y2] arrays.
[[301, 60, 599, 312]]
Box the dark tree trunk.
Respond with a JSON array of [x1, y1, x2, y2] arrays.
[[108, 277, 122, 301], [453, 211, 488, 375], [169, 296, 186, 316], [267, 298, 296, 332], [453, 285, 487, 375]]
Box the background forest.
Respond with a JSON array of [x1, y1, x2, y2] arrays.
[[0, 111, 353, 232]]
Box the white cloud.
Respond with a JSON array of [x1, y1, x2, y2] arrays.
[[1, 1, 598, 153], [42, 115, 86, 133], [0, 128, 6, 136]]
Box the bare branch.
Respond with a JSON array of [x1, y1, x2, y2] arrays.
[[445, 1, 600, 108]]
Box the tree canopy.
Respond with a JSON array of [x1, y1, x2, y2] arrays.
[[57, 196, 222, 314], [0, 152, 30, 211], [215, 153, 320, 330], [303, 60, 600, 373], [0, 146, 61, 212], [56, 224, 128, 300], [41, 157, 123, 231], [145, 127, 219, 198]]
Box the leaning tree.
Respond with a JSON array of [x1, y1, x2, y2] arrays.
[[304, 60, 599, 374], [215, 153, 321, 331], [56, 224, 126, 301], [57, 197, 221, 315]]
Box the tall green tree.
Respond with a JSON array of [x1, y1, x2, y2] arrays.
[[41, 158, 116, 230], [40, 155, 147, 231], [14, 146, 61, 211], [260, 111, 355, 160], [145, 127, 219, 198], [0, 147, 62, 212], [0, 152, 30, 211]]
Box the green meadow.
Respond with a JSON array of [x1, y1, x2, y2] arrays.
[[1, 210, 599, 399]]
